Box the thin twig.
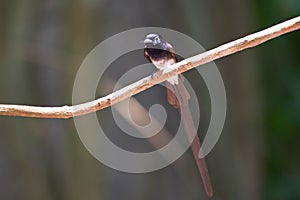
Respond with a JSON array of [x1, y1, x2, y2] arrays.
[[1, 16, 300, 118]]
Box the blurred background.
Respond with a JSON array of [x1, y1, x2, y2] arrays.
[[0, 0, 299, 199]]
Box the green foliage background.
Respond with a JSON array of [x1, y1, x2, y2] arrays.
[[256, 1, 300, 199], [0, 0, 299, 199]]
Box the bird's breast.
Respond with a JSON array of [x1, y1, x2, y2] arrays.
[[151, 58, 176, 69], [144, 47, 178, 85], [152, 58, 178, 85]]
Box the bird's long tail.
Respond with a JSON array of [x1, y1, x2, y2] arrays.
[[166, 75, 213, 197]]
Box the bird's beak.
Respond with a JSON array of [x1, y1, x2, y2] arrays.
[[143, 38, 153, 44]]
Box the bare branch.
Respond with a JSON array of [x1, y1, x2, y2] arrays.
[[1, 16, 300, 118]]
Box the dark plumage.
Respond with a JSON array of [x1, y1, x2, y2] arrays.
[[143, 33, 213, 197], [144, 34, 176, 61], [144, 33, 178, 85]]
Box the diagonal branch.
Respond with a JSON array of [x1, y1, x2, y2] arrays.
[[1, 16, 300, 118]]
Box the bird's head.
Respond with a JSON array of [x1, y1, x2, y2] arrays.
[[143, 33, 167, 50]]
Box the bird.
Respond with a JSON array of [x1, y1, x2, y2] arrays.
[[143, 33, 213, 197]]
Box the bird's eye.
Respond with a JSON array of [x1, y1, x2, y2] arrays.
[[154, 36, 160, 43]]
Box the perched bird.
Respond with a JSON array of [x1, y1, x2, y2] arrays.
[[144, 33, 213, 197]]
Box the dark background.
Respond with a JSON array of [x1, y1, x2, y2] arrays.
[[0, 0, 299, 199]]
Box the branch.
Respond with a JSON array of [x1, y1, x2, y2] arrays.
[[1, 16, 300, 118]]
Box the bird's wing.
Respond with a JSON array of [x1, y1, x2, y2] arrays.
[[166, 74, 190, 108], [166, 42, 178, 62]]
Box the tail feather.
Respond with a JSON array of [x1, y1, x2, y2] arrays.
[[166, 74, 213, 197], [181, 105, 213, 197]]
